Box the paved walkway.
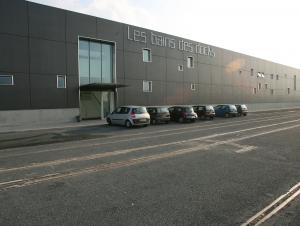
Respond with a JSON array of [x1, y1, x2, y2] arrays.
[[0, 119, 107, 133]]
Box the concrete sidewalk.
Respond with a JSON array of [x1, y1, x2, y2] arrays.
[[0, 119, 108, 133]]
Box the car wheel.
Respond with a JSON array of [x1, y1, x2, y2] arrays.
[[243, 113, 247, 116], [210, 117, 214, 120], [178, 117, 184, 123], [125, 120, 132, 128], [165, 121, 169, 124], [106, 118, 112, 125], [143, 124, 148, 127], [225, 113, 229, 118], [191, 119, 196, 123]]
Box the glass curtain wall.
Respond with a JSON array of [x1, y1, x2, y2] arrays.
[[79, 39, 114, 85]]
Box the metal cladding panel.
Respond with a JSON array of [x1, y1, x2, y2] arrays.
[[66, 11, 97, 43], [28, 3, 66, 42], [166, 82, 184, 105], [0, 34, 29, 73], [166, 58, 184, 82], [123, 79, 148, 106], [148, 81, 166, 105], [97, 19, 124, 50], [67, 75, 79, 108], [30, 38, 66, 75], [30, 74, 67, 109], [198, 64, 211, 85], [124, 51, 146, 80], [67, 43, 78, 76], [0, 0, 28, 36], [0, 73, 30, 110], [146, 56, 166, 81]]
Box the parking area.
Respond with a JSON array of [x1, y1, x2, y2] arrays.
[[0, 109, 300, 225]]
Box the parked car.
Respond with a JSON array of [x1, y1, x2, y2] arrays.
[[193, 105, 215, 120], [106, 106, 150, 128], [235, 104, 248, 116], [214, 104, 238, 117], [146, 106, 170, 124], [168, 106, 198, 122]]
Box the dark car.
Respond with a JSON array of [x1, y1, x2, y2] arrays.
[[168, 106, 198, 122], [214, 104, 238, 117], [193, 105, 215, 120], [146, 106, 171, 124], [235, 104, 248, 116]]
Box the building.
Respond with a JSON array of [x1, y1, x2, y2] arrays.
[[0, 0, 300, 125]]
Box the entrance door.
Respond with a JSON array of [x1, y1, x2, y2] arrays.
[[80, 91, 114, 120]]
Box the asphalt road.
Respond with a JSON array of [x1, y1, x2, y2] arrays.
[[0, 110, 300, 226]]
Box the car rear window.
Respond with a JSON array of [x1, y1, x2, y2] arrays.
[[241, 105, 247, 109], [185, 107, 194, 113], [158, 107, 169, 113], [206, 106, 214, 111], [229, 105, 237, 110], [132, 107, 147, 114]]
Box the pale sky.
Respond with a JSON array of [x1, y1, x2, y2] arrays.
[[29, 0, 300, 69]]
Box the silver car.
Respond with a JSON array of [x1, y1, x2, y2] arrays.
[[106, 106, 150, 128]]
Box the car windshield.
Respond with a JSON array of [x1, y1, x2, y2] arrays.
[[132, 107, 147, 114], [158, 107, 169, 113]]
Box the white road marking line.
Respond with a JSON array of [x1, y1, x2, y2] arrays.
[[235, 146, 256, 153], [1, 118, 300, 173], [1, 122, 300, 191], [1, 114, 299, 159], [0, 112, 298, 154], [241, 182, 300, 226]]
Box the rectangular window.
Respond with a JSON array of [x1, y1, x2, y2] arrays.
[[294, 75, 297, 90], [253, 87, 257, 94], [270, 89, 274, 95], [270, 74, 274, 79], [287, 88, 290, 94], [79, 39, 114, 85], [178, 65, 183, 71], [191, 83, 196, 91], [258, 83, 261, 90], [0, 75, 14, 85], [142, 49, 151, 62], [187, 56, 194, 68], [251, 68, 254, 76], [57, 75, 66, 88], [143, 80, 152, 92], [276, 74, 279, 80], [265, 84, 268, 89]]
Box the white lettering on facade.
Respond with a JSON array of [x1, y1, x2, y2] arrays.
[[127, 26, 215, 57]]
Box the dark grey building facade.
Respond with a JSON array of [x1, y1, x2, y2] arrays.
[[0, 0, 300, 125]]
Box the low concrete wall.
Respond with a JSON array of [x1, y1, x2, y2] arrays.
[[0, 108, 80, 126]]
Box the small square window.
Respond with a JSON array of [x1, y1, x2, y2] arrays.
[[191, 83, 196, 91], [187, 56, 194, 68], [143, 80, 152, 92], [142, 49, 151, 62], [178, 65, 183, 71], [57, 75, 66, 88], [0, 75, 14, 85]]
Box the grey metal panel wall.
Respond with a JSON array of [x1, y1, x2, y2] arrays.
[[0, 0, 300, 111]]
